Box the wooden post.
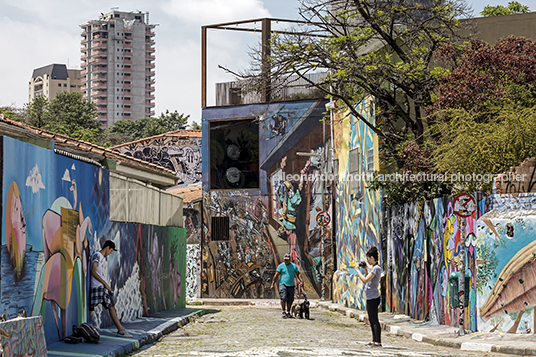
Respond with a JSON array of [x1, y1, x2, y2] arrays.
[[261, 19, 271, 103], [201, 26, 207, 108]]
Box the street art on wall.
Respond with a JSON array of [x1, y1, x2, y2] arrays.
[[331, 101, 382, 310], [186, 244, 201, 298], [202, 99, 333, 299], [0, 316, 47, 357], [385, 194, 488, 331], [1, 136, 186, 345], [113, 133, 202, 186], [476, 193, 536, 333]]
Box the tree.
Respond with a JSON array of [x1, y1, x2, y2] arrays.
[[430, 106, 536, 193], [428, 37, 536, 123], [105, 110, 191, 144], [190, 121, 202, 130], [0, 106, 24, 122], [480, 1, 529, 16], [44, 92, 100, 134], [25, 96, 49, 128], [235, 0, 472, 170]]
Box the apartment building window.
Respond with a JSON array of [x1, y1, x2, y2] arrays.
[[58, 83, 62, 87], [211, 216, 229, 241]]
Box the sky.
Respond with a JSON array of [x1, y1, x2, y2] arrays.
[[1, 0, 535, 127]]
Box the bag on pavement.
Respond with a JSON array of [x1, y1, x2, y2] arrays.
[[73, 322, 100, 343]]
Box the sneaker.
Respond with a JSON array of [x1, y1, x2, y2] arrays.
[[117, 329, 133, 337], [286, 312, 294, 319], [282, 311, 287, 319]]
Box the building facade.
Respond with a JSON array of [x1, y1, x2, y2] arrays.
[[28, 64, 81, 102], [80, 10, 156, 127]]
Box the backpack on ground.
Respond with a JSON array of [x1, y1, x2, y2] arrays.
[[72, 323, 100, 343]]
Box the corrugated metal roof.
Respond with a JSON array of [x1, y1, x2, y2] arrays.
[[109, 129, 202, 150]]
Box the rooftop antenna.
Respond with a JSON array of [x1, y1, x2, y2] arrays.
[[111, 6, 119, 11]]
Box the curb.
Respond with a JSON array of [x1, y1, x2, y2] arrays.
[[142, 309, 208, 346], [316, 301, 535, 356]]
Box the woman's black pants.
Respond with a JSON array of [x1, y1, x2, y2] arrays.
[[366, 297, 381, 343]]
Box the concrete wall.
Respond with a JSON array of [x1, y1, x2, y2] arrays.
[[201, 99, 332, 299], [0, 316, 47, 357], [1, 136, 186, 345], [331, 99, 382, 310], [472, 12, 536, 44]]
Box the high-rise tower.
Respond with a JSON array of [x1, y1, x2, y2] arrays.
[[81, 10, 156, 127]]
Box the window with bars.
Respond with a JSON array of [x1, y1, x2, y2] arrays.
[[211, 216, 230, 241]]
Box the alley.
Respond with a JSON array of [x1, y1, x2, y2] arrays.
[[130, 306, 510, 357]]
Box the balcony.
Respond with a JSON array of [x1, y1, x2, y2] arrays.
[[146, 30, 155, 36], [91, 50, 108, 56], [92, 25, 107, 31], [90, 58, 108, 63], [91, 41, 108, 48], [123, 59, 133, 64], [124, 43, 133, 48], [81, 62, 87, 68], [145, 101, 156, 107], [81, 38, 88, 44], [145, 70, 155, 76], [81, 30, 87, 36], [145, 77, 155, 84], [146, 39, 155, 45], [81, 46, 87, 51], [146, 54, 155, 60], [81, 70, 87, 75], [80, 85, 87, 90], [123, 83, 132, 88], [146, 45, 155, 52], [81, 54, 87, 59], [124, 67, 133, 72], [94, 98, 107, 103], [91, 74, 107, 80], [96, 106, 107, 113], [91, 81, 107, 88], [92, 34, 107, 39], [90, 90, 108, 96], [145, 85, 155, 91], [91, 65, 108, 73], [145, 62, 155, 68], [124, 106, 132, 111], [123, 99, 133, 104], [125, 35, 132, 40], [145, 94, 155, 99], [97, 114, 107, 119]]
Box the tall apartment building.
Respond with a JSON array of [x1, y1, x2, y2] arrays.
[[28, 64, 81, 102], [81, 10, 156, 127]]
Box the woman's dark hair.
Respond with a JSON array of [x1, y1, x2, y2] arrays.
[[366, 246, 379, 262]]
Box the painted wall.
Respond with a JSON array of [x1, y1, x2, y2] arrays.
[[113, 135, 202, 187], [332, 100, 382, 309], [476, 192, 536, 333], [186, 244, 201, 298], [1, 136, 186, 344], [201, 99, 333, 299], [0, 316, 47, 357], [385, 194, 488, 331]]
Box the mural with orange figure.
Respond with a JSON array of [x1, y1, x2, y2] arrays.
[[5, 181, 26, 280], [32, 196, 92, 340]]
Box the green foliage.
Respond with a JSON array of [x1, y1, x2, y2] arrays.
[[0, 106, 23, 122], [430, 106, 536, 193], [480, 1, 530, 16], [190, 121, 202, 130], [25, 96, 49, 127], [45, 92, 99, 133], [106, 110, 190, 143]]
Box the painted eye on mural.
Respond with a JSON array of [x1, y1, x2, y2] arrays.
[[227, 144, 240, 160]]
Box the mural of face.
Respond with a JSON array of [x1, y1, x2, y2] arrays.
[[5, 181, 26, 279]]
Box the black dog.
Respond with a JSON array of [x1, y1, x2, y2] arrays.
[[298, 299, 310, 319]]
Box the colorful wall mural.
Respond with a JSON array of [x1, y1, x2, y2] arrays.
[[0, 316, 47, 357], [1, 136, 186, 345], [201, 99, 333, 299], [113, 132, 202, 187], [186, 244, 201, 298], [385, 194, 488, 331], [476, 192, 536, 334], [332, 99, 382, 310]]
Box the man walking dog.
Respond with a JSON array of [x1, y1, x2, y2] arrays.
[[271, 253, 303, 318]]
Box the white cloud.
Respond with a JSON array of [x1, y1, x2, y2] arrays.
[[161, 0, 270, 25], [26, 164, 45, 193], [62, 169, 71, 182]]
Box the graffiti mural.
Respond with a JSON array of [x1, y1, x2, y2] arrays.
[[0, 316, 47, 357], [112, 131, 202, 186], [385, 194, 488, 331], [332, 100, 382, 310], [202, 99, 332, 299], [1, 136, 186, 345], [476, 192, 536, 333], [186, 244, 201, 298]]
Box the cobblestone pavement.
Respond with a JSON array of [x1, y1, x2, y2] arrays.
[[130, 306, 511, 357]]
